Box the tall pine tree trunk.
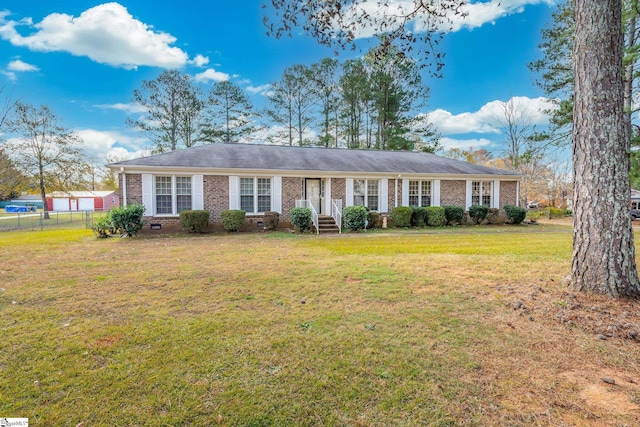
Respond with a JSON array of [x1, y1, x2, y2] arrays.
[[572, 0, 640, 296]]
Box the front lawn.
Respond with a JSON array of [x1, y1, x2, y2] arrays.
[[1, 226, 639, 426]]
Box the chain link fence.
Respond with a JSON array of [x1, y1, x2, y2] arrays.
[[0, 210, 100, 232]]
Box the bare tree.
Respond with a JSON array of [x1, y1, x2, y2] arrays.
[[8, 102, 83, 219]]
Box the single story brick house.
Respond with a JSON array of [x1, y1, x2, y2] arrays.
[[108, 143, 520, 230]]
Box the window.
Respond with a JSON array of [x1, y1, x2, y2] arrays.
[[353, 179, 379, 211], [155, 176, 192, 215], [409, 180, 432, 207], [367, 180, 379, 211], [155, 176, 172, 214], [176, 177, 191, 213], [471, 181, 492, 206], [241, 177, 271, 213]]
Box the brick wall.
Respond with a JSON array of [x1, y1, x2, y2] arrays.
[[124, 174, 142, 206], [204, 175, 228, 221], [500, 181, 518, 209], [440, 180, 466, 208], [331, 178, 346, 207], [282, 177, 303, 220]]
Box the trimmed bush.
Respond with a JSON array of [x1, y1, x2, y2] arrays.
[[443, 205, 464, 225], [367, 211, 381, 229], [468, 205, 489, 224], [109, 204, 146, 237], [263, 211, 280, 230], [343, 206, 368, 231], [179, 210, 210, 233], [504, 205, 526, 224], [91, 215, 115, 238], [221, 209, 246, 232], [411, 206, 427, 226], [290, 207, 312, 232], [425, 206, 446, 227], [391, 206, 413, 228]]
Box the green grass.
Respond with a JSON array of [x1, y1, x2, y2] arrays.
[[0, 225, 639, 426]]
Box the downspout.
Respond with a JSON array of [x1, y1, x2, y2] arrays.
[[121, 167, 127, 207], [395, 174, 401, 208]]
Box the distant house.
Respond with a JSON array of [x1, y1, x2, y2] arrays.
[[632, 189, 640, 209], [107, 143, 521, 230], [46, 191, 120, 212]]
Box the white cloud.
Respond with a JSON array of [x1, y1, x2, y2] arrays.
[[438, 137, 494, 150], [7, 59, 38, 72], [339, 0, 554, 39], [426, 96, 556, 135], [1, 70, 16, 81], [96, 102, 147, 114], [75, 128, 149, 157], [0, 3, 189, 69], [194, 68, 229, 83], [246, 84, 272, 96], [190, 54, 209, 67]]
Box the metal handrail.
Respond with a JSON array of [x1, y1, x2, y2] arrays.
[[331, 199, 342, 233], [295, 199, 319, 234]]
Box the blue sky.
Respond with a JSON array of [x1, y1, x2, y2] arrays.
[[0, 1, 557, 160]]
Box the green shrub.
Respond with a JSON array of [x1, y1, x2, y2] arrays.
[[91, 215, 114, 238], [367, 211, 381, 229], [443, 205, 465, 225], [109, 204, 146, 237], [504, 205, 526, 224], [220, 209, 246, 232], [391, 206, 413, 228], [290, 207, 312, 232], [179, 210, 210, 233], [263, 211, 280, 231], [527, 210, 543, 223], [565, 209, 573, 216], [468, 205, 489, 224], [411, 206, 427, 226], [425, 206, 446, 226], [343, 206, 368, 231]]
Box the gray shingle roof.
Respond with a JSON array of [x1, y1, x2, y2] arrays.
[[109, 143, 519, 176]]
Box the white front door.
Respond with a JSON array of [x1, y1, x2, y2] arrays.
[[70, 199, 78, 211], [306, 179, 321, 214]]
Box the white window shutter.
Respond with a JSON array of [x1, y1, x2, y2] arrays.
[[272, 176, 282, 213], [493, 180, 500, 209], [141, 174, 153, 216], [466, 180, 473, 210], [379, 179, 388, 212], [402, 179, 409, 206], [346, 178, 354, 207], [432, 179, 441, 207], [229, 176, 239, 210], [192, 175, 204, 210]]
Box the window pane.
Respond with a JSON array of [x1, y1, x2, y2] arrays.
[[176, 177, 191, 195], [240, 178, 253, 195], [367, 180, 379, 211], [257, 178, 271, 196], [472, 181, 481, 206], [409, 180, 419, 206], [241, 195, 254, 212], [482, 181, 492, 206], [258, 195, 271, 212], [421, 181, 431, 207], [353, 179, 365, 196], [177, 195, 191, 213], [156, 176, 172, 214]]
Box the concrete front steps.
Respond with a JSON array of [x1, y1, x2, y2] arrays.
[[315, 215, 340, 234]]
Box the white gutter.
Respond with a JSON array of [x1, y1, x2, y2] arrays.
[[121, 167, 127, 207]]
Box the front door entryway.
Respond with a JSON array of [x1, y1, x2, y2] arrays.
[[305, 178, 322, 214]]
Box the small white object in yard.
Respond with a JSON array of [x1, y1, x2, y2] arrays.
[[12, 300, 16, 304]]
